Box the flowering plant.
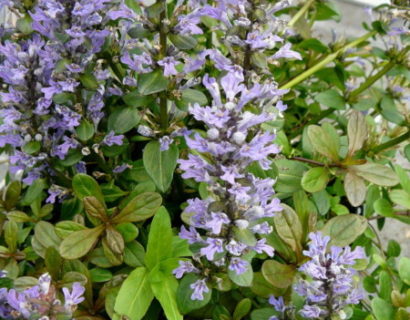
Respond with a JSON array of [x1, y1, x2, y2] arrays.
[[0, 0, 409, 319]]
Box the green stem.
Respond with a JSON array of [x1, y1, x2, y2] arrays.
[[287, 0, 315, 28], [279, 31, 377, 90], [159, 0, 168, 131], [348, 61, 395, 100], [347, 45, 410, 101], [371, 129, 410, 154]]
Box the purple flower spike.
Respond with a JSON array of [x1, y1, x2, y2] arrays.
[[295, 232, 366, 318]]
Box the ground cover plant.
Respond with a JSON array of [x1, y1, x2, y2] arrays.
[[0, 0, 409, 319]]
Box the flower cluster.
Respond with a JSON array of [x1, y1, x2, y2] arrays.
[[0, 272, 85, 319], [295, 232, 365, 319], [173, 68, 288, 299], [0, 0, 127, 185]]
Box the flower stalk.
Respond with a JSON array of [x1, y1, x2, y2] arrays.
[[280, 31, 377, 90]]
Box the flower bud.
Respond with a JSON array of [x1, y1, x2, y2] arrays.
[[81, 147, 91, 156], [246, 206, 264, 218], [92, 144, 100, 153], [232, 132, 246, 145], [34, 134, 42, 141], [207, 128, 219, 140], [24, 134, 32, 142], [225, 102, 236, 110], [235, 219, 249, 229]]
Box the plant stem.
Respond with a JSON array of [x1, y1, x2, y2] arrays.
[[279, 31, 377, 90], [347, 61, 395, 101], [368, 211, 410, 220], [159, 0, 168, 131], [347, 45, 409, 101], [290, 156, 341, 168], [371, 129, 410, 154], [287, 0, 315, 28]]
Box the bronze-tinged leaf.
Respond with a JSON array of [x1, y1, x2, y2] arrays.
[[59, 226, 104, 260], [273, 204, 303, 256], [102, 238, 123, 266], [261, 260, 296, 289], [321, 214, 367, 247], [344, 171, 367, 207], [307, 125, 339, 161], [84, 196, 107, 222], [348, 111, 368, 156], [112, 192, 162, 223], [105, 226, 125, 255], [351, 163, 399, 187]]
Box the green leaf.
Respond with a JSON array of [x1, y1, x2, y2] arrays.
[[389, 190, 410, 209], [321, 214, 367, 246], [261, 260, 296, 289], [374, 198, 394, 218], [314, 89, 345, 110], [398, 257, 410, 285], [116, 223, 139, 242], [228, 261, 253, 287], [21, 179, 46, 205], [250, 308, 276, 320], [379, 271, 392, 302], [16, 15, 33, 34], [72, 174, 105, 205], [273, 204, 303, 253], [55, 221, 86, 239], [138, 70, 169, 95], [307, 125, 339, 161], [371, 297, 395, 320], [274, 159, 308, 195], [176, 89, 208, 111], [75, 119, 95, 142], [143, 141, 178, 193], [124, 241, 145, 267], [312, 190, 331, 216], [176, 273, 211, 314], [233, 298, 252, 320], [351, 163, 399, 187], [169, 34, 198, 50], [4, 221, 18, 252], [344, 171, 366, 207], [108, 107, 141, 134], [114, 267, 154, 320], [59, 226, 104, 259], [79, 73, 98, 90], [301, 167, 329, 193], [45, 247, 62, 280], [4, 181, 21, 210], [150, 268, 183, 320], [145, 207, 173, 269], [250, 272, 285, 298], [112, 192, 162, 223], [394, 165, 410, 195], [387, 240, 401, 257], [347, 111, 368, 155], [33, 221, 61, 250], [90, 268, 113, 283], [22, 141, 41, 154]]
